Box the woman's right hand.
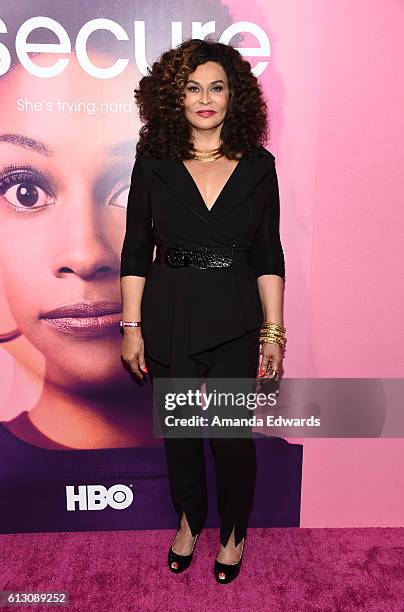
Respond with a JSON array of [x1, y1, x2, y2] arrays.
[[121, 328, 148, 380]]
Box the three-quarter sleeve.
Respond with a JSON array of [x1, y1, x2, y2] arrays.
[[120, 156, 155, 278], [250, 159, 285, 280]]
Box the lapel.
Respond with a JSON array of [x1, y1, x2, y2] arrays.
[[151, 151, 273, 232]]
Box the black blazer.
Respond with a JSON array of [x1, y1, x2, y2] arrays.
[[120, 146, 285, 371]]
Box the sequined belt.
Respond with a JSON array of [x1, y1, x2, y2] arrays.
[[155, 243, 251, 269]]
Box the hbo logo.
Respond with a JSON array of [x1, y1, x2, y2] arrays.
[[66, 484, 133, 511]]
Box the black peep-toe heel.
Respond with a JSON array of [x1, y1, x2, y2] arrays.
[[168, 532, 199, 573], [214, 537, 245, 584]]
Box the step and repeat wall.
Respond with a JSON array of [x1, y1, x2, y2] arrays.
[[1, 1, 401, 533]]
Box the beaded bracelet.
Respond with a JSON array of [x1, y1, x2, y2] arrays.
[[120, 321, 141, 328]]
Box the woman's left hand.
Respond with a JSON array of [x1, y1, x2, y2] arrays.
[[258, 342, 283, 379]]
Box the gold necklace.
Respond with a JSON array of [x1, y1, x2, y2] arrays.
[[192, 146, 223, 162]]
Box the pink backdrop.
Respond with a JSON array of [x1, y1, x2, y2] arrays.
[[225, 0, 404, 526]]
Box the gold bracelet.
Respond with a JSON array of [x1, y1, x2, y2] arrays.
[[260, 335, 286, 347], [260, 336, 286, 344], [260, 331, 286, 337], [262, 321, 286, 330], [260, 321, 286, 346]]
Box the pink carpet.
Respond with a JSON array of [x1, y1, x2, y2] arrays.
[[1, 527, 403, 611]]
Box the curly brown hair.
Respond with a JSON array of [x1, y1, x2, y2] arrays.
[[134, 38, 269, 161]]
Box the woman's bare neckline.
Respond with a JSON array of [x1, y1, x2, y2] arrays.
[[181, 154, 243, 212]]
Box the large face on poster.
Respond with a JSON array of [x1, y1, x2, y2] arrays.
[[0, 1, 301, 534]]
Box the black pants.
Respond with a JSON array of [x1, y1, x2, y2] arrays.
[[145, 328, 260, 548]]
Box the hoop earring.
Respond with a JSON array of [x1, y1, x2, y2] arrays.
[[0, 327, 21, 342]]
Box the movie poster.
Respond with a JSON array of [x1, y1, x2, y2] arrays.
[[0, 1, 302, 534]]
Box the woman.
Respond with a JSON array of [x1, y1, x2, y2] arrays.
[[120, 38, 286, 584]]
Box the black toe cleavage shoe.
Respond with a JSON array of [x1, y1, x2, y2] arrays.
[[214, 537, 245, 584], [168, 532, 199, 573]]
